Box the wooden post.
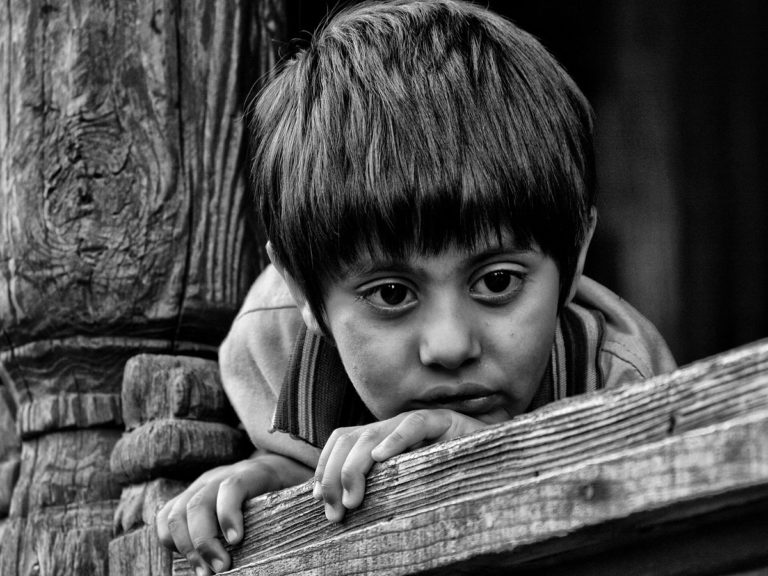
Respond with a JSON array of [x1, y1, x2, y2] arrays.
[[0, 1, 285, 574], [0, 365, 21, 560], [109, 354, 251, 576]]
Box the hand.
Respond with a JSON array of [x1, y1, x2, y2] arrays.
[[156, 454, 312, 575], [313, 409, 487, 523]]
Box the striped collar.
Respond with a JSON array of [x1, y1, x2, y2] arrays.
[[272, 305, 606, 448]]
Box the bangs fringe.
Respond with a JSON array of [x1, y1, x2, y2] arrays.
[[251, 0, 594, 328]]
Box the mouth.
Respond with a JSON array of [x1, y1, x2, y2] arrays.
[[412, 385, 506, 416]]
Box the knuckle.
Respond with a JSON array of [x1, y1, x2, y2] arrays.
[[406, 411, 430, 427], [337, 430, 358, 445], [339, 465, 360, 488], [190, 534, 217, 554], [166, 502, 187, 528], [357, 427, 381, 445], [185, 490, 209, 515], [319, 479, 338, 504], [387, 428, 408, 444], [219, 474, 243, 492]]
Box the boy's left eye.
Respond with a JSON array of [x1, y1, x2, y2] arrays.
[[470, 269, 524, 302], [360, 282, 417, 311]]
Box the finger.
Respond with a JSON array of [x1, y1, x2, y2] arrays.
[[186, 487, 229, 573], [156, 497, 178, 551], [313, 428, 344, 500], [371, 410, 453, 462], [339, 428, 386, 510], [157, 469, 216, 552], [216, 466, 270, 546], [319, 431, 359, 522], [164, 494, 215, 575]]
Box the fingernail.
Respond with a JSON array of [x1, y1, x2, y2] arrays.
[[341, 488, 351, 508], [312, 480, 322, 500], [212, 559, 226, 573], [225, 528, 238, 544], [325, 502, 340, 523]]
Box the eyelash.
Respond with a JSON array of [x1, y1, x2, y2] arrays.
[[357, 282, 418, 316], [469, 268, 526, 304]]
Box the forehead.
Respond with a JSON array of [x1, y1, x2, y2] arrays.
[[334, 229, 538, 277]]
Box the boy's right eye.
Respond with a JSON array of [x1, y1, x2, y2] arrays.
[[359, 282, 417, 311]]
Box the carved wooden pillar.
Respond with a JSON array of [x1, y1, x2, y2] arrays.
[[0, 366, 21, 559], [0, 1, 285, 574], [109, 355, 250, 576]]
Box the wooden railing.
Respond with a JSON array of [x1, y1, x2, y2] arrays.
[[107, 339, 768, 576]]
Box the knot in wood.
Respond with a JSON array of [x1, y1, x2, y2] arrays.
[[576, 479, 609, 502]]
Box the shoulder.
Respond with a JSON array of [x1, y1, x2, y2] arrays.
[[221, 264, 301, 387], [218, 265, 321, 467], [570, 277, 677, 387]]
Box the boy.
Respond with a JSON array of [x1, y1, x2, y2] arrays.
[[157, 1, 676, 573]]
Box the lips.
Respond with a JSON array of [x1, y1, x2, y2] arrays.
[[412, 385, 506, 416]]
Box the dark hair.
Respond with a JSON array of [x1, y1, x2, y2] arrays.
[[251, 0, 595, 334]]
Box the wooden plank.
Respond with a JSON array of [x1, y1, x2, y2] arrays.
[[177, 409, 768, 576], [169, 339, 768, 576]]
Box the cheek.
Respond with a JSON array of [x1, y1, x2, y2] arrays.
[[494, 296, 559, 402], [331, 318, 408, 419]]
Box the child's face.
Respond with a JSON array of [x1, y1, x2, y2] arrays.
[[321, 234, 560, 424]]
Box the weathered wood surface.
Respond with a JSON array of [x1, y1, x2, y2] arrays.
[[111, 419, 251, 484], [0, 0, 262, 349], [110, 354, 255, 576], [0, 369, 20, 519], [0, 0, 276, 573], [171, 339, 768, 576], [110, 524, 176, 576], [2, 501, 116, 576], [121, 354, 237, 429]]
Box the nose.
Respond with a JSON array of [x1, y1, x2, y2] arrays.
[[418, 301, 481, 370]]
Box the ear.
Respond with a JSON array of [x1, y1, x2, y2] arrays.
[[564, 207, 597, 305], [267, 242, 324, 335]]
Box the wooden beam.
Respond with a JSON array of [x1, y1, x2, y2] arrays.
[[170, 339, 768, 576]]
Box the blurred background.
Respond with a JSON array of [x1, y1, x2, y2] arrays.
[[283, 0, 768, 366]]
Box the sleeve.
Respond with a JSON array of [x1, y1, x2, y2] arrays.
[[218, 266, 322, 469]]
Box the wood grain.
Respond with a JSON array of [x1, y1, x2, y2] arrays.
[[110, 418, 250, 485], [0, 377, 20, 517], [109, 524, 175, 576], [121, 354, 236, 429], [0, 0, 283, 574], [170, 339, 768, 576], [0, 337, 217, 438], [177, 409, 768, 576], [0, 0, 261, 349], [9, 429, 122, 517], [1, 501, 116, 576]]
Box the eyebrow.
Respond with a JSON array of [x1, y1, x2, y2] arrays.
[[342, 243, 538, 278]]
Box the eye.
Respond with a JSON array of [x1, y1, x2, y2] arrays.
[[360, 281, 417, 312], [470, 268, 524, 303]]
